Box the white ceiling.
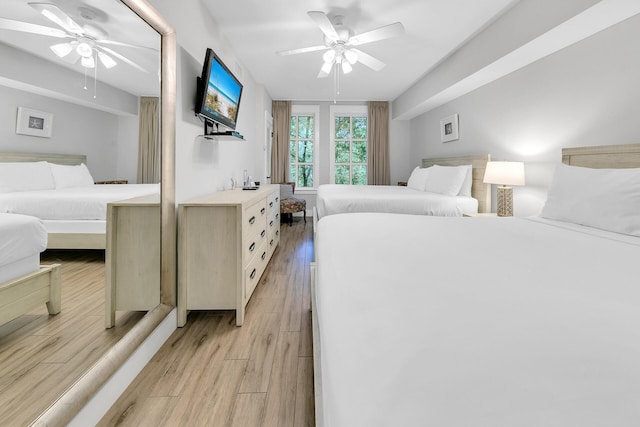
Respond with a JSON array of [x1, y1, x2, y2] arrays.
[[203, 0, 519, 102], [0, 0, 159, 97]]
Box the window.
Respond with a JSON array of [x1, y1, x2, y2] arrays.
[[289, 106, 319, 189], [330, 105, 368, 185]]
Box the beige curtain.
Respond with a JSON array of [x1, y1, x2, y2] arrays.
[[137, 96, 160, 184], [271, 100, 291, 183], [367, 101, 390, 185]]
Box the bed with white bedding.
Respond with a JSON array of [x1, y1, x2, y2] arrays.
[[315, 154, 491, 220], [0, 152, 159, 249], [311, 143, 640, 426], [0, 213, 60, 327]]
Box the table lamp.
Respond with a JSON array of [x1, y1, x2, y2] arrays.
[[483, 161, 525, 216]]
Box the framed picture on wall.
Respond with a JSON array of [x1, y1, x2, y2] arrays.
[[16, 107, 54, 138], [440, 114, 459, 143]]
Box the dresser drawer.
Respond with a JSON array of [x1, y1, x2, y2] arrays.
[[244, 240, 268, 302], [244, 224, 267, 267], [244, 199, 267, 237], [267, 190, 280, 214]]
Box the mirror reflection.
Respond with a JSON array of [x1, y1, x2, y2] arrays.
[[0, 0, 161, 423]]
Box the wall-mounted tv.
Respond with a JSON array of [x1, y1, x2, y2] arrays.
[[195, 48, 243, 132]]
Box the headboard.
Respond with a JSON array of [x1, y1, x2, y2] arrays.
[[562, 143, 640, 168], [0, 152, 86, 165], [421, 154, 492, 213]]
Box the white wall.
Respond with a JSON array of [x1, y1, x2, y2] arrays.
[[407, 13, 640, 216], [149, 0, 271, 204], [0, 84, 136, 181]]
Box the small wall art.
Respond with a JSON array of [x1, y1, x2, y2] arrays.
[[440, 113, 459, 143], [16, 107, 54, 138]]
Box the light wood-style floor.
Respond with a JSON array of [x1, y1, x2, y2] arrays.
[[0, 250, 143, 425], [100, 218, 315, 426]]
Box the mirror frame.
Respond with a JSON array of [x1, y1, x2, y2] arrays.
[[33, 0, 176, 424]]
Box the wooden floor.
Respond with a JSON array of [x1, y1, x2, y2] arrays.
[[100, 218, 315, 426], [0, 250, 143, 425]]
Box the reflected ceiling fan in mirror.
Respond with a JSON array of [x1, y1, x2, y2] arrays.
[[0, 2, 152, 73], [277, 11, 404, 78]]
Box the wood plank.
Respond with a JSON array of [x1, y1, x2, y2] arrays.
[[261, 331, 300, 427], [229, 393, 266, 426], [238, 312, 281, 393], [294, 356, 315, 427]]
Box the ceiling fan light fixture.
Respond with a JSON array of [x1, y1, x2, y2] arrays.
[[76, 41, 93, 58], [322, 49, 336, 64], [341, 61, 352, 74], [81, 55, 95, 68], [320, 61, 333, 74], [344, 49, 358, 65], [50, 42, 73, 58]]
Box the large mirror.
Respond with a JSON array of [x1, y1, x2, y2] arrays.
[[0, 0, 175, 424]]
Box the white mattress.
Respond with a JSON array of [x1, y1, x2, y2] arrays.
[[0, 213, 47, 282], [314, 213, 640, 427], [42, 219, 105, 234], [316, 184, 478, 219], [0, 184, 159, 220]]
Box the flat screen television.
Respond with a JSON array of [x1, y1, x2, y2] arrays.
[[195, 48, 243, 132]]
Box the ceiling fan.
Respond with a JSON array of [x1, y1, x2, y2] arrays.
[[0, 2, 152, 72], [277, 11, 404, 78]]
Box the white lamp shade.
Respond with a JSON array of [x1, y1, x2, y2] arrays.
[[50, 42, 73, 58], [341, 61, 352, 74], [483, 161, 525, 186]]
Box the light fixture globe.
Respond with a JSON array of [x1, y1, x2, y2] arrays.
[[76, 41, 93, 58]]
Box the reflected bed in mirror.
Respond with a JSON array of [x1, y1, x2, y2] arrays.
[[0, 0, 175, 425]]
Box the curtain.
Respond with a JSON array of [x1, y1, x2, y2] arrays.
[[137, 96, 160, 184], [271, 100, 291, 183], [367, 101, 390, 185]]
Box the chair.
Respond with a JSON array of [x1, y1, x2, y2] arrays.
[[279, 182, 306, 226]]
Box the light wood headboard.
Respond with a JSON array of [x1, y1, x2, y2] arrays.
[[562, 143, 640, 168], [0, 152, 86, 165], [421, 154, 492, 213]]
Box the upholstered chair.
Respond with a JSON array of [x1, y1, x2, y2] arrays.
[[279, 182, 306, 226]]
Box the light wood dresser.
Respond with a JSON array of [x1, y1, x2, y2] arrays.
[[178, 185, 280, 326]]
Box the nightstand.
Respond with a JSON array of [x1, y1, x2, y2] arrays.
[[463, 212, 498, 217]]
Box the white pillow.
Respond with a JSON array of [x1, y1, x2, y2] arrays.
[[0, 161, 55, 193], [49, 163, 95, 188], [457, 165, 473, 197], [540, 163, 640, 236], [424, 165, 468, 196], [406, 166, 431, 191]]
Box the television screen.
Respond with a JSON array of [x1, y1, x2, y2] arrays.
[[196, 48, 243, 131]]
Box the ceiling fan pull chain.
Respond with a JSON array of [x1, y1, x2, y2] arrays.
[[83, 67, 88, 91], [93, 51, 98, 99]]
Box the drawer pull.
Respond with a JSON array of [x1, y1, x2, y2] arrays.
[[276, 229, 279, 236], [276, 197, 279, 202], [249, 216, 256, 225], [261, 207, 266, 215], [269, 201, 273, 208], [261, 229, 266, 238], [275, 213, 279, 219], [249, 242, 256, 252], [261, 251, 266, 261], [270, 239, 274, 246], [269, 220, 274, 227], [250, 268, 257, 280]]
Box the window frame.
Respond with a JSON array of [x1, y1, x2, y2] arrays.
[[289, 105, 320, 192], [329, 105, 368, 185]]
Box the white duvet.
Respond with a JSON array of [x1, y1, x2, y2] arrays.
[[316, 184, 478, 219], [0, 212, 47, 268], [0, 184, 159, 220], [314, 213, 640, 427]]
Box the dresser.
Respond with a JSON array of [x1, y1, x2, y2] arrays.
[[178, 185, 280, 326]]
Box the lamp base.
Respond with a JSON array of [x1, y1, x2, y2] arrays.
[[496, 186, 513, 217]]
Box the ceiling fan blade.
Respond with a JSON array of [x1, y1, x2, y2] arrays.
[[307, 11, 339, 42], [98, 39, 158, 52], [99, 46, 149, 73], [28, 2, 84, 35], [351, 48, 386, 71], [348, 22, 404, 46], [276, 45, 327, 56], [0, 17, 67, 38]]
